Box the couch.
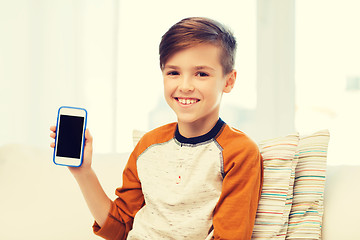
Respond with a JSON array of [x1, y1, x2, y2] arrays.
[[0, 139, 359, 239]]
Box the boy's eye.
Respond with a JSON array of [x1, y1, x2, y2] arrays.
[[167, 71, 180, 76], [196, 72, 209, 77]]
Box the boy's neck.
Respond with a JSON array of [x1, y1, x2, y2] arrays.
[[177, 116, 220, 138]]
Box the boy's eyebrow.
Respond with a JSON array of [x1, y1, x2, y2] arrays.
[[164, 65, 215, 71], [194, 66, 215, 71], [163, 65, 180, 70]]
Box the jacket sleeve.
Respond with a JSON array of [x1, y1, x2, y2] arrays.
[[92, 147, 145, 240], [212, 137, 263, 240]]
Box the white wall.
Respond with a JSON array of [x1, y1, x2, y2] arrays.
[[0, 0, 116, 152], [295, 0, 360, 165], [1, 0, 263, 153], [256, 0, 295, 140]]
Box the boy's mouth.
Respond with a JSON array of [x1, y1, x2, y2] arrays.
[[175, 97, 200, 105]]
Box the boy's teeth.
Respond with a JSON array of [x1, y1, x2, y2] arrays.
[[178, 98, 197, 105]]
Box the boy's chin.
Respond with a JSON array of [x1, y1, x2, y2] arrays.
[[176, 115, 198, 124], [176, 115, 208, 125]]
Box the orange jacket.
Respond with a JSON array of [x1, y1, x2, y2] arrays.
[[93, 120, 263, 239]]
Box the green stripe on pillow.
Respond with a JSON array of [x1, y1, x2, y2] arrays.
[[286, 130, 330, 240]]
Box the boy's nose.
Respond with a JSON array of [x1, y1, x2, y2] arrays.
[[179, 76, 195, 92]]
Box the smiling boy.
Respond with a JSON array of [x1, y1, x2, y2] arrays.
[[50, 17, 263, 240], [163, 43, 234, 138]]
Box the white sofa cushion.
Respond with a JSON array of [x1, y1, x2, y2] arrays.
[[0, 144, 128, 240], [321, 165, 360, 240]]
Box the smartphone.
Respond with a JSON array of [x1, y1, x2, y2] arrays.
[[53, 106, 87, 167]]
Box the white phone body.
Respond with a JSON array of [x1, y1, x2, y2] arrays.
[[53, 106, 87, 167]]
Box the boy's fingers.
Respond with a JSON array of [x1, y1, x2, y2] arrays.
[[50, 142, 55, 148], [85, 129, 92, 142], [84, 129, 93, 154], [50, 132, 56, 139], [50, 126, 56, 131]]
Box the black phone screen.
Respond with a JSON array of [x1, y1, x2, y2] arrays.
[[56, 115, 85, 159]]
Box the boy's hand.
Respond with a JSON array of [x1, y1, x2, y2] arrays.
[[50, 126, 111, 227], [50, 126, 93, 175]]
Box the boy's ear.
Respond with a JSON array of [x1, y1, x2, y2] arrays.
[[223, 70, 237, 93]]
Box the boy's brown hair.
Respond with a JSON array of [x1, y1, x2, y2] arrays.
[[159, 17, 237, 75]]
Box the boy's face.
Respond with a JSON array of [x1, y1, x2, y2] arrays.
[[162, 44, 236, 132]]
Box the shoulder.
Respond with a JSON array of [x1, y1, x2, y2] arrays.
[[216, 124, 261, 171], [216, 124, 259, 154], [134, 122, 177, 155], [140, 122, 177, 144]]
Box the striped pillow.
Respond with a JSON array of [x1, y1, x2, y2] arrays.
[[252, 133, 299, 239], [286, 130, 330, 239]]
